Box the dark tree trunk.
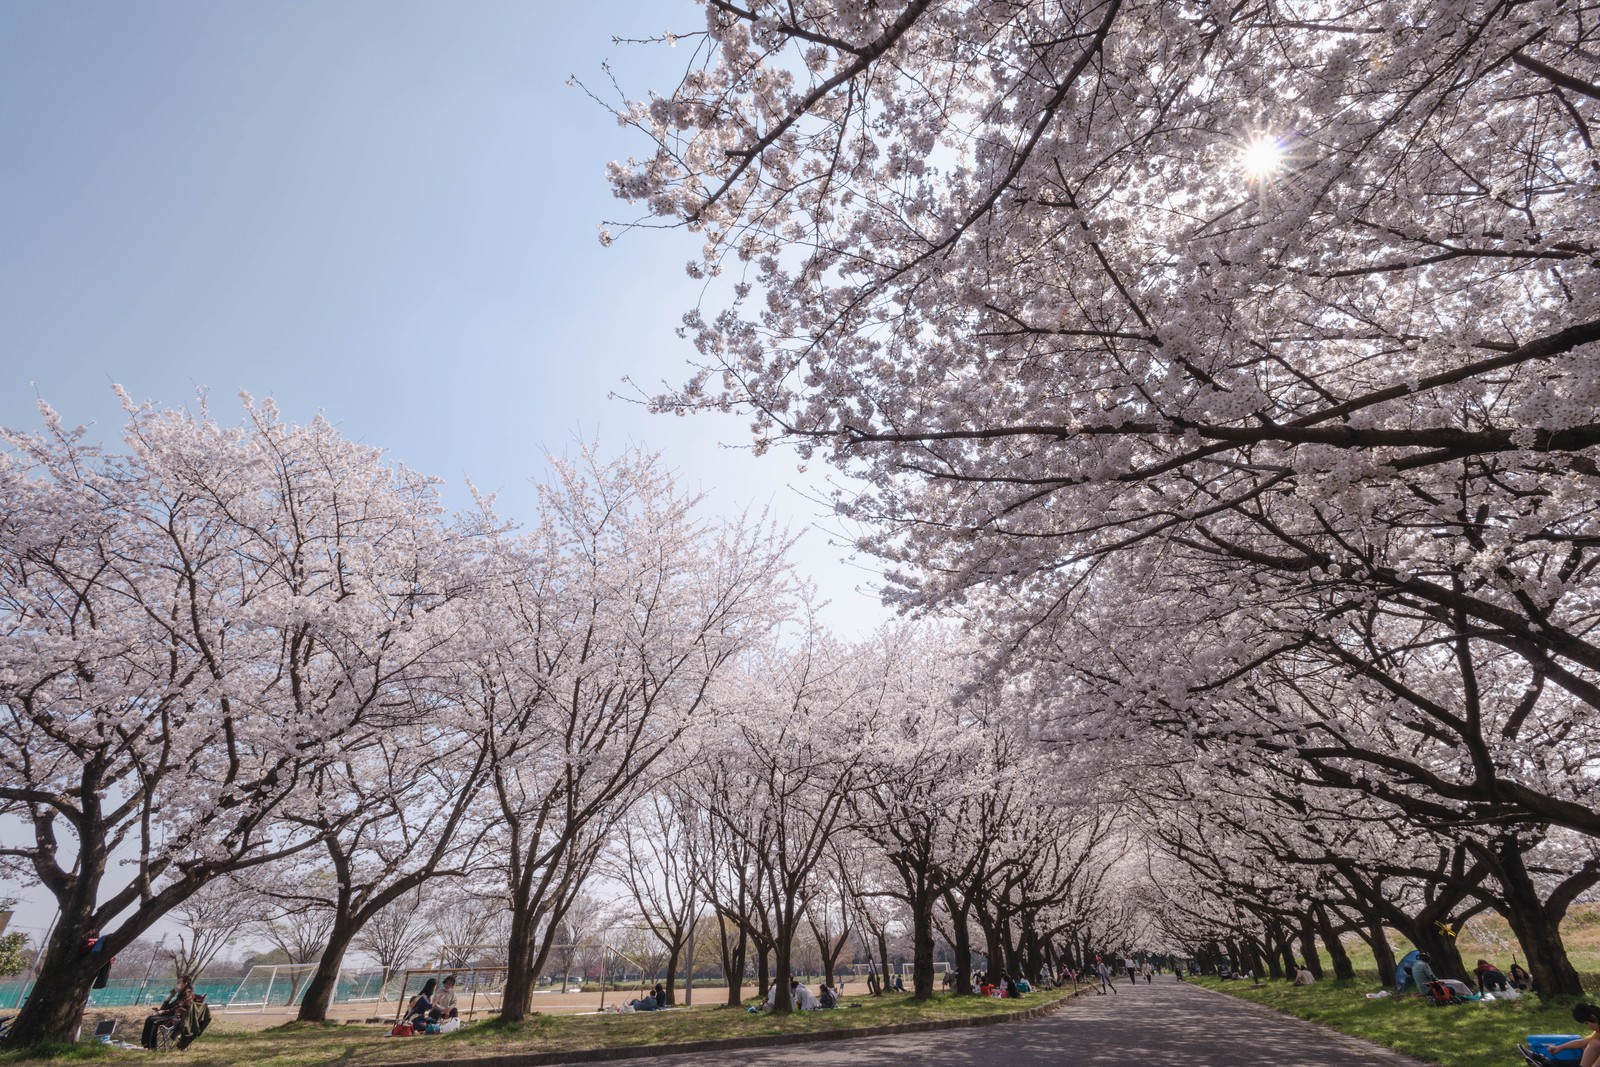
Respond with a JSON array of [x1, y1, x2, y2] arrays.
[[1298, 913, 1323, 979], [1484, 842, 1587, 997], [979, 912, 1005, 984], [4, 914, 101, 1047], [1316, 905, 1355, 981], [296, 916, 354, 1022], [728, 928, 747, 1006], [876, 927, 892, 995], [757, 944, 770, 1000], [1277, 936, 1295, 979], [1359, 916, 1398, 987], [664, 943, 682, 1006], [1405, 921, 1466, 982], [911, 897, 936, 1000], [499, 904, 539, 1024], [715, 917, 746, 1007], [770, 937, 793, 1013], [944, 891, 973, 995]]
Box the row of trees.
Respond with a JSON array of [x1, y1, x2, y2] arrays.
[[0, 393, 793, 1044], [0, 394, 1141, 1043], [601, 0, 1600, 996]]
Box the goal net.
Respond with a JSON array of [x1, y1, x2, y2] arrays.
[[224, 963, 320, 1012], [900, 961, 953, 976], [391, 965, 510, 1021]]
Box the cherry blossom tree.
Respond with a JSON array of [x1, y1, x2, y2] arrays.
[[286, 723, 496, 1021], [352, 886, 438, 992], [603, 0, 1598, 637], [467, 445, 794, 1023], [605, 794, 704, 1004], [697, 627, 885, 1012], [167, 877, 259, 981], [0, 393, 470, 1044], [599, 6, 1600, 1000]]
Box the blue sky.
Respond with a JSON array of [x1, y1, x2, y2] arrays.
[[0, 1, 886, 600], [0, 1, 892, 943]]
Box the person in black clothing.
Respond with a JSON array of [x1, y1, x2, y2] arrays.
[[403, 978, 437, 1030], [1474, 959, 1509, 993], [141, 975, 194, 1048]]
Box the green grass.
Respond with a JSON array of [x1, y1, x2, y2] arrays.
[[1193, 974, 1587, 1067], [0, 1040, 112, 1063], [1334, 903, 1600, 985], [3, 989, 1070, 1066]]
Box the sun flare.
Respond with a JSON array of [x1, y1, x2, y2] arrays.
[[1240, 136, 1285, 181]]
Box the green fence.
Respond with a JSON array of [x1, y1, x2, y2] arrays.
[[0, 970, 392, 1012]]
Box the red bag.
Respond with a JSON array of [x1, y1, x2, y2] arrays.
[[390, 1023, 413, 1037]]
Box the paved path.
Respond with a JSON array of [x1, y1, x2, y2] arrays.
[[591, 979, 1428, 1067]]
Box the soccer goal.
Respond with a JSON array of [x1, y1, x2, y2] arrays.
[[339, 968, 390, 1003], [223, 963, 320, 1012], [900, 961, 952, 976], [391, 965, 509, 1021]]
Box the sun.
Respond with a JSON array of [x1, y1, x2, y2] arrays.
[[1239, 136, 1285, 181]]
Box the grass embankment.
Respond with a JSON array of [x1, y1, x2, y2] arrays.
[[1193, 974, 1587, 1067], [2, 989, 1072, 1066]]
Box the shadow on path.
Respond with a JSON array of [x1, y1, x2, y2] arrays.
[[598, 979, 1427, 1067]]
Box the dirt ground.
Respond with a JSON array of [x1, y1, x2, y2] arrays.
[[81, 982, 848, 1036]]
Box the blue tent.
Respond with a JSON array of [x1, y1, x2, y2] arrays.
[[1394, 950, 1422, 993]]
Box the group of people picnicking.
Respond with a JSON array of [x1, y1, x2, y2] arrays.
[[396, 974, 462, 1034], [1399, 951, 1532, 1000], [622, 983, 671, 1012], [757, 979, 841, 1011]]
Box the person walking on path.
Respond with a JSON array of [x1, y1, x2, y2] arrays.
[[1095, 956, 1116, 994]]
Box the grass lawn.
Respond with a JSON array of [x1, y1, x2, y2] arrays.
[[1193, 974, 1587, 1067], [1, 989, 1072, 1066]]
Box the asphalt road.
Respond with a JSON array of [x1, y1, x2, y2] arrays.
[[599, 978, 1428, 1067]]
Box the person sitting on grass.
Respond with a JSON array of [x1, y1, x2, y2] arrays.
[[819, 983, 839, 1009], [1541, 1003, 1600, 1067], [403, 978, 436, 1031], [1510, 962, 1532, 990], [1407, 952, 1438, 993], [1293, 965, 1315, 986], [1473, 960, 1508, 993], [432, 975, 459, 1019]]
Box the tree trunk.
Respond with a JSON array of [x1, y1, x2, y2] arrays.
[[1486, 842, 1586, 997], [979, 913, 1005, 984], [1298, 913, 1323, 979], [771, 936, 793, 1013], [4, 916, 101, 1046], [1359, 916, 1398, 987], [911, 897, 936, 1000], [499, 904, 539, 1024], [1277, 936, 1295, 980], [664, 942, 682, 1006], [944, 891, 973, 995], [296, 915, 356, 1022], [756, 943, 771, 1000], [1405, 920, 1466, 983], [715, 918, 745, 1007], [1316, 905, 1355, 981], [876, 927, 892, 994]]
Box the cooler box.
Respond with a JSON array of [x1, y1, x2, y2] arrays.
[[1526, 1035, 1585, 1063]]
